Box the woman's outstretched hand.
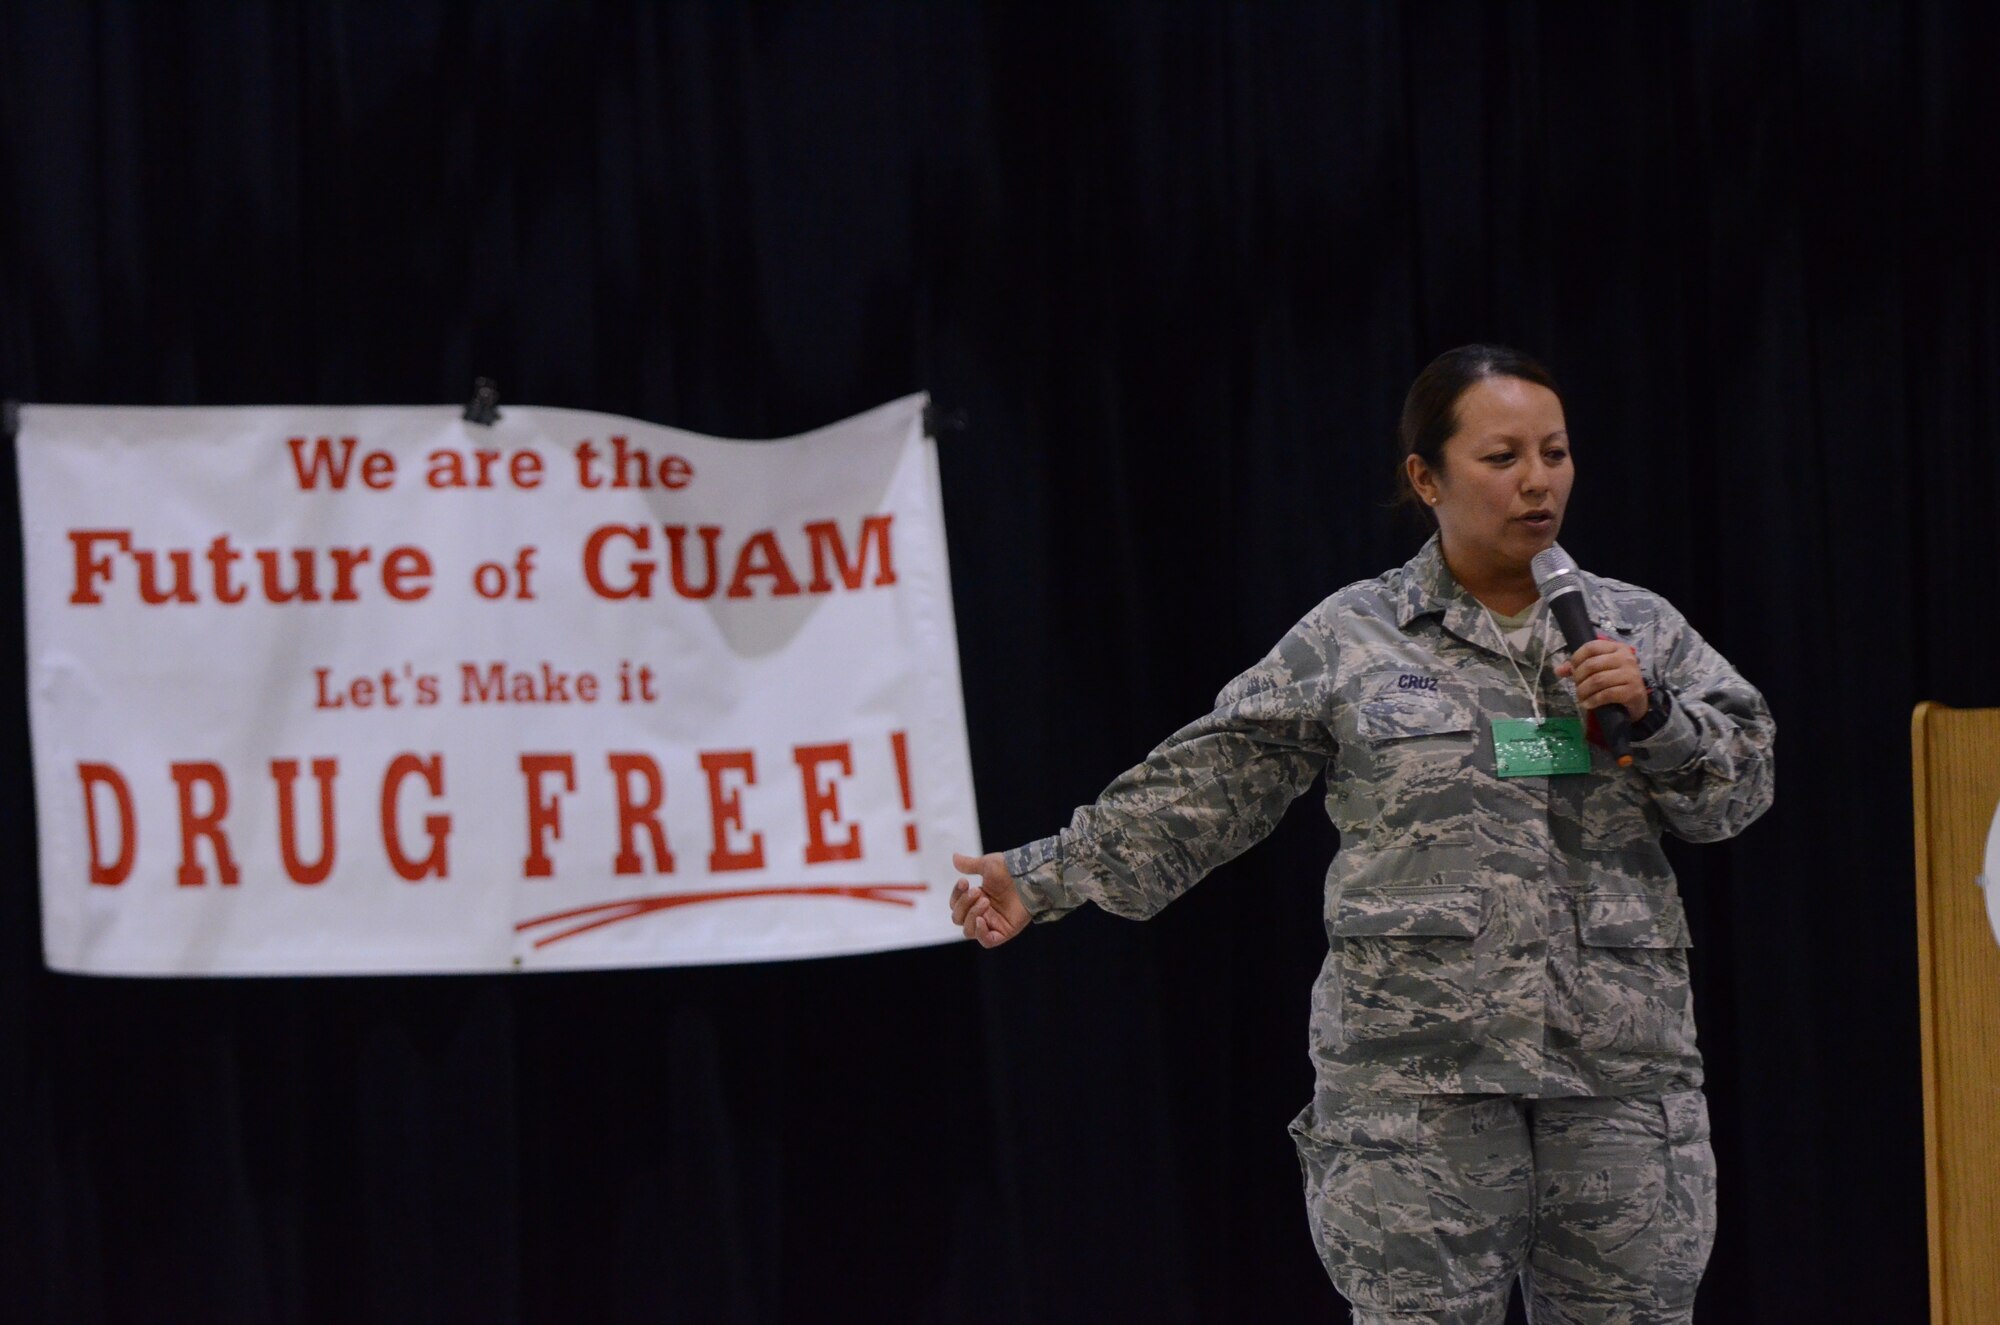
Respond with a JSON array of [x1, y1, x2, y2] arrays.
[[950, 851, 1031, 948]]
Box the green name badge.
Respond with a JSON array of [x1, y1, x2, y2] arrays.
[[1491, 716, 1592, 778]]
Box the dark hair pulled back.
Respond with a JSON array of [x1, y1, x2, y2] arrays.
[[1396, 344, 1562, 520]]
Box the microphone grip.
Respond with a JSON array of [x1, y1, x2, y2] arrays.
[[1595, 696, 1634, 765], [1546, 591, 1633, 765]]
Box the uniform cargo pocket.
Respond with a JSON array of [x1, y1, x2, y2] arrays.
[[1289, 1097, 1526, 1310], [1658, 1089, 1719, 1303], [1571, 892, 1694, 1053]]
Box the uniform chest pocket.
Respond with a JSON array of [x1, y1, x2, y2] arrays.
[[1580, 771, 1659, 847], [1350, 676, 1480, 844], [1354, 678, 1478, 744]]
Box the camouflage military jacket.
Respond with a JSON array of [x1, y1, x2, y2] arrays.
[[1004, 535, 1774, 1098]]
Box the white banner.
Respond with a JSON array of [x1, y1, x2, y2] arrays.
[[17, 395, 981, 974]]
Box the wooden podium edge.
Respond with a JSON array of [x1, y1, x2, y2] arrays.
[[1911, 700, 1944, 1325]]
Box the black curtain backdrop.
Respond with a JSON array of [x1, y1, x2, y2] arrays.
[[2, 2, 1993, 1321]]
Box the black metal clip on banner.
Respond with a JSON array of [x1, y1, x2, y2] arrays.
[[921, 402, 966, 439], [463, 378, 502, 426]]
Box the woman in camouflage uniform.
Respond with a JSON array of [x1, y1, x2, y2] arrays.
[[951, 345, 1774, 1324]]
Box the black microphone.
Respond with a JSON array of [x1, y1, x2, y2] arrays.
[[1530, 544, 1633, 768]]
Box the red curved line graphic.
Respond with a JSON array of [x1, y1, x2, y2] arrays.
[[515, 884, 929, 948]]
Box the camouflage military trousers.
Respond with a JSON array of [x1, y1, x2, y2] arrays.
[[1289, 1090, 1716, 1325]]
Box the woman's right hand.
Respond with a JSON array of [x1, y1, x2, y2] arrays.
[[949, 851, 1032, 948]]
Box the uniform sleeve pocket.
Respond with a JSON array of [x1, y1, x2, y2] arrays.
[[1577, 891, 1690, 948], [1332, 882, 1482, 937]]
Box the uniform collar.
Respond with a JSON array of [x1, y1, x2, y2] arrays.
[[1396, 532, 1546, 658], [1394, 533, 1643, 641], [1395, 533, 1489, 648]]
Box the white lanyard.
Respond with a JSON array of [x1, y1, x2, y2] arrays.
[[1479, 602, 1553, 723]]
